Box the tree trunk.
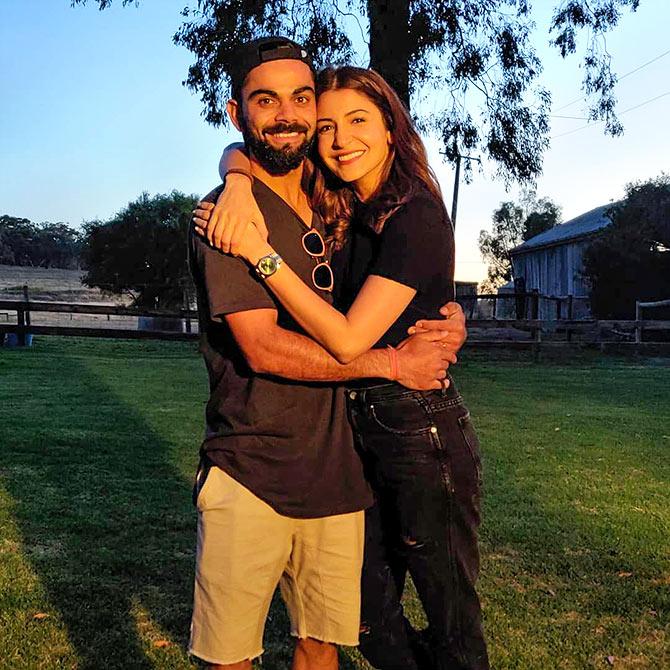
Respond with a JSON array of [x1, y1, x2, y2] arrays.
[[367, 0, 411, 108]]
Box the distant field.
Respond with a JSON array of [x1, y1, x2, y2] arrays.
[[1, 339, 668, 669], [0, 264, 117, 303], [0, 265, 134, 331]]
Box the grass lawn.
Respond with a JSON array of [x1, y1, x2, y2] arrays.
[[0, 338, 668, 669]]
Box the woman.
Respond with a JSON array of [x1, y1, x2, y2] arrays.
[[196, 66, 488, 670]]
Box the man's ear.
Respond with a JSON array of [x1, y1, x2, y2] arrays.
[[227, 99, 243, 132]]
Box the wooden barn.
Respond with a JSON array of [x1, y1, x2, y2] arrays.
[[510, 204, 613, 319]]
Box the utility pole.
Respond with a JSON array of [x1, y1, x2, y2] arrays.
[[449, 144, 480, 229], [451, 153, 461, 228]]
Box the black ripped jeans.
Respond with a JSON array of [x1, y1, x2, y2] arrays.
[[346, 380, 489, 670]]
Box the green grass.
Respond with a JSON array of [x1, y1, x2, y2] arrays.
[[0, 339, 668, 669]]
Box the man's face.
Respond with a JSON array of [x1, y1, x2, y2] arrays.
[[228, 60, 317, 174]]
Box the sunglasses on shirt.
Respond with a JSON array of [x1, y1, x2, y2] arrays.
[[302, 229, 334, 292]]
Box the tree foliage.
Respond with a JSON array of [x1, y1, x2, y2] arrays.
[[80, 191, 198, 309], [72, 0, 640, 183], [582, 175, 670, 319], [478, 196, 561, 291], [0, 215, 82, 269]]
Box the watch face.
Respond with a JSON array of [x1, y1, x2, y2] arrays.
[[259, 256, 277, 275]]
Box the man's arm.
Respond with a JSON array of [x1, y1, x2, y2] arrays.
[[191, 213, 455, 390], [226, 308, 454, 390]]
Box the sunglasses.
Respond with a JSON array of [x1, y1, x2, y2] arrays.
[[302, 229, 334, 292]]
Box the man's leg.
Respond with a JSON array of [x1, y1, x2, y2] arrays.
[[281, 510, 365, 670], [206, 661, 252, 670], [292, 638, 338, 670], [189, 466, 294, 667]]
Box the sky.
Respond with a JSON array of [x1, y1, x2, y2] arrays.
[[1, 0, 669, 283]]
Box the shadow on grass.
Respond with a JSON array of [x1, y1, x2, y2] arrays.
[[1, 340, 363, 670], [2, 348, 199, 668]]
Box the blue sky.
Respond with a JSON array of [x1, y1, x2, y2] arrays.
[[1, 0, 669, 282]]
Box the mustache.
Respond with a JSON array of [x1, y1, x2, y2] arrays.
[[263, 122, 310, 135]]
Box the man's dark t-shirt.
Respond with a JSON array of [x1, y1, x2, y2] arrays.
[[189, 178, 372, 518], [332, 190, 455, 347]]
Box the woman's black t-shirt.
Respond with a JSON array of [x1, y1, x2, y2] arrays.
[[331, 190, 455, 348]]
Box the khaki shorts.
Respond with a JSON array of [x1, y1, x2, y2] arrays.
[[189, 466, 364, 666]]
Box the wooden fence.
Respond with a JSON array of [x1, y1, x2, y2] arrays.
[[460, 291, 590, 321], [636, 298, 670, 343], [0, 300, 199, 344], [1, 298, 669, 352]]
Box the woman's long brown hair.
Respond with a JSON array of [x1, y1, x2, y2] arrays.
[[310, 66, 447, 251]]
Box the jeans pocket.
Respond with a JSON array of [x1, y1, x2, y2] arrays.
[[457, 411, 483, 487], [368, 396, 433, 436]]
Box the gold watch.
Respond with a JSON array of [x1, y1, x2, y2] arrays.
[[255, 253, 283, 279]]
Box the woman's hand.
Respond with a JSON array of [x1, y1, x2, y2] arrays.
[[234, 221, 271, 263], [193, 200, 214, 233], [407, 301, 467, 359], [192, 174, 268, 254]]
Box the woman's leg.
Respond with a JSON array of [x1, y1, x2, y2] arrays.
[[399, 399, 488, 670], [358, 500, 420, 670], [350, 388, 488, 670]]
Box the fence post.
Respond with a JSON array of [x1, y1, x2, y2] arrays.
[[556, 297, 561, 321], [15, 285, 31, 346], [23, 285, 31, 327], [635, 300, 641, 344], [183, 288, 192, 334], [17, 305, 26, 346], [531, 290, 539, 320], [567, 294, 574, 342], [514, 277, 526, 319]]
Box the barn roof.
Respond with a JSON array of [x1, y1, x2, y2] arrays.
[[511, 203, 613, 255]]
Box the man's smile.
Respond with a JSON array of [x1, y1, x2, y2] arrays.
[[263, 123, 310, 146]]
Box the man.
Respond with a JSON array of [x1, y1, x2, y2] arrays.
[[189, 36, 466, 670]]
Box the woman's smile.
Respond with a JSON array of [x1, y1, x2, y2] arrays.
[[333, 149, 366, 164]]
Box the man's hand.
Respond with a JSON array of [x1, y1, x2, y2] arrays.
[[394, 331, 457, 390], [408, 301, 467, 358], [192, 174, 268, 254]]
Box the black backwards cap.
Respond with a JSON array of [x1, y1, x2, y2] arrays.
[[229, 36, 315, 101]]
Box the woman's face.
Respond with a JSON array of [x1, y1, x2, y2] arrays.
[[316, 87, 393, 201]]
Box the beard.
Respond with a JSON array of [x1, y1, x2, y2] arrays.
[[240, 117, 314, 175]]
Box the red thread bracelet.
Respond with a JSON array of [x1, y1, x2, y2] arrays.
[[386, 345, 399, 381]]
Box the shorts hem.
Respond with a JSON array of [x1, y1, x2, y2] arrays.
[[289, 631, 359, 648], [188, 645, 264, 665]]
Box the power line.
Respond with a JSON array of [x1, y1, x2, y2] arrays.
[[550, 90, 670, 139], [554, 47, 670, 112], [618, 48, 670, 82], [619, 90, 670, 115], [550, 114, 589, 120]]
